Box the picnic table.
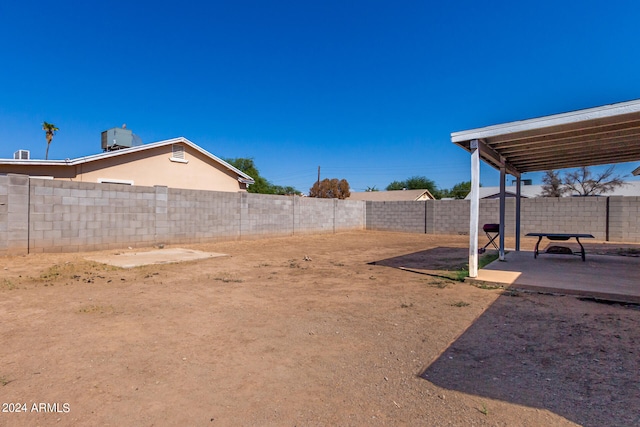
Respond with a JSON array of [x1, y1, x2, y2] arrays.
[[525, 233, 595, 262]]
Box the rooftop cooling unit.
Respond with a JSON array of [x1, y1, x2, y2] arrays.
[[101, 127, 134, 151], [14, 149, 30, 160]]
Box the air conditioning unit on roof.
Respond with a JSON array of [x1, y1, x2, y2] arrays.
[[101, 127, 133, 151], [14, 149, 30, 160]]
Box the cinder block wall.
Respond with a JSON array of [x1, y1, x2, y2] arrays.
[[366, 201, 426, 233], [335, 199, 366, 232], [7, 175, 30, 254], [0, 176, 9, 253], [520, 197, 607, 240], [432, 200, 470, 235], [241, 192, 294, 238], [366, 196, 637, 242], [28, 179, 159, 253], [0, 175, 366, 254], [296, 197, 335, 233], [164, 188, 241, 244], [1, 174, 639, 255], [369, 199, 511, 236], [478, 199, 516, 235], [609, 196, 640, 242]]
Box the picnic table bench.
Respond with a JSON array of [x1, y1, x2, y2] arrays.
[[526, 233, 595, 262]]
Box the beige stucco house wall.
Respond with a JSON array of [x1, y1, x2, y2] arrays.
[[0, 138, 254, 192]]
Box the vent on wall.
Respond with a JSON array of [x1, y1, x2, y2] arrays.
[[169, 144, 188, 163], [172, 144, 185, 160], [14, 150, 30, 160]]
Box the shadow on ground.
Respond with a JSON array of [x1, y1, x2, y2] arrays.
[[370, 247, 468, 272], [421, 292, 640, 427]]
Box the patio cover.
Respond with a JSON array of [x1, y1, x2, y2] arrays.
[[451, 99, 640, 277]]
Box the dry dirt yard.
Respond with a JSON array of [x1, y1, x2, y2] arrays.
[[1, 231, 639, 426]]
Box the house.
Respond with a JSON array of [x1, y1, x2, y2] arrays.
[[465, 181, 640, 199], [348, 189, 435, 201], [0, 136, 254, 192], [465, 184, 544, 199]]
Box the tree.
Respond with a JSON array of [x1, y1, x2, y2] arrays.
[[224, 157, 300, 195], [541, 166, 625, 197], [225, 157, 270, 193], [386, 180, 406, 191], [446, 181, 472, 199], [385, 176, 439, 196], [309, 178, 351, 199], [563, 166, 625, 196], [271, 185, 299, 196], [42, 121, 59, 160], [540, 170, 566, 197]]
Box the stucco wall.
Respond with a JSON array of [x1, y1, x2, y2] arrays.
[[0, 143, 247, 192], [77, 144, 244, 192]]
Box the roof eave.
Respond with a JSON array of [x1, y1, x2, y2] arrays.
[[1, 137, 255, 183], [451, 98, 640, 143]]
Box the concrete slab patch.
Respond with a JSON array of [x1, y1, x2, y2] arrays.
[[86, 248, 227, 268], [471, 250, 640, 304]]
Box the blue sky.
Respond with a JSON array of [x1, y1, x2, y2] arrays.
[[2, 1, 640, 193]]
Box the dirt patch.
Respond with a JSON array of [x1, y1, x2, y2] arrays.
[[0, 231, 638, 426], [371, 246, 469, 271], [85, 248, 226, 268], [586, 242, 640, 257]]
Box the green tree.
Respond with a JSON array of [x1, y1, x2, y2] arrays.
[[42, 121, 59, 160], [271, 185, 300, 196], [446, 181, 472, 199], [309, 178, 351, 199], [224, 157, 299, 195], [385, 176, 439, 197], [386, 180, 406, 191]]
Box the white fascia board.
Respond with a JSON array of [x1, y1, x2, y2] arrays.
[[0, 159, 68, 166], [66, 138, 188, 164], [451, 98, 640, 143], [0, 139, 187, 165]]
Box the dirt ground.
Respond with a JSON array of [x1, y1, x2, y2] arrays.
[[1, 231, 639, 426]]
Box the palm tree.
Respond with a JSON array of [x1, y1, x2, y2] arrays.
[[42, 121, 59, 160]]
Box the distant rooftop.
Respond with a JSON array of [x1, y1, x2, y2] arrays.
[[348, 189, 435, 202], [465, 181, 640, 199]]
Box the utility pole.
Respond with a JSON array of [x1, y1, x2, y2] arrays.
[[317, 166, 320, 186]]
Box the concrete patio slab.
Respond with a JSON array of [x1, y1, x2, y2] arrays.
[[470, 251, 640, 304], [86, 248, 227, 268]]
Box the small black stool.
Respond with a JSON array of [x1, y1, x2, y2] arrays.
[[479, 223, 500, 254]]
